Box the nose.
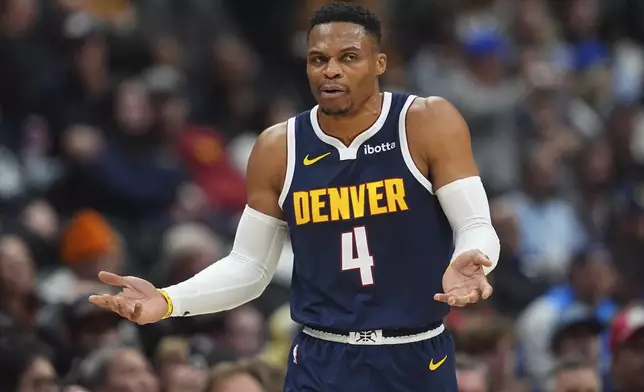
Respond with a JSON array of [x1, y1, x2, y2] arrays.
[[322, 58, 343, 79]]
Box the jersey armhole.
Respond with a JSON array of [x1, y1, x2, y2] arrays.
[[398, 95, 435, 194], [278, 117, 296, 209]]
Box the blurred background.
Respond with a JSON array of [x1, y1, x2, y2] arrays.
[[0, 0, 644, 391]]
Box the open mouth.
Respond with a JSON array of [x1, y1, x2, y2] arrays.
[[320, 85, 346, 99]]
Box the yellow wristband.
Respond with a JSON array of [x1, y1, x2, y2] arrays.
[[157, 289, 174, 319]]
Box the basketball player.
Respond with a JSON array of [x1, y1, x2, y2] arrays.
[[89, 3, 500, 391]]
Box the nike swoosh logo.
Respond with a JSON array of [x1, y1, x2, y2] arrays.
[[429, 355, 448, 371], [303, 152, 331, 166]]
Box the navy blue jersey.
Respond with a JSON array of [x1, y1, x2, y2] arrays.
[[279, 92, 454, 331]]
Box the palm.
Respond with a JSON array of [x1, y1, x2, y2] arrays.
[[89, 271, 169, 324], [434, 250, 493, 307]]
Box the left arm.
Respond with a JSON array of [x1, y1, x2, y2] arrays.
[[406, 97, 500, 274]]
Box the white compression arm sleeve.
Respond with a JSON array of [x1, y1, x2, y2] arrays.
[[163, 206, 287, 317], [435, 176, 500, 275]]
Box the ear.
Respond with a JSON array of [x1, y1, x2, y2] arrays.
[[376, 53, 387, 76]]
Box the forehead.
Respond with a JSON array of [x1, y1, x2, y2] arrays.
[[308, 22, 372, 52]]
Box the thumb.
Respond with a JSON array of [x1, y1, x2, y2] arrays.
[[472, 253, 494, 268], [97, 271, 124, 287]]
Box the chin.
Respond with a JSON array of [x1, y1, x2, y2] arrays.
[[320, 104, 353, 117]]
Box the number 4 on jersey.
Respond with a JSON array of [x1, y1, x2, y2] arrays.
[[341, 226, 375, 286]]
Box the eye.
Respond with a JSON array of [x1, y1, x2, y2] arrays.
[[310, 56, 327, 64], [342, 53, 358, 61]]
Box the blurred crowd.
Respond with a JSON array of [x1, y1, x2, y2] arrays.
[[1, 0, 644, 391]]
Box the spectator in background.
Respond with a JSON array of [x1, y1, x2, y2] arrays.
[[152, 336, 208, 392], [219, 306, 266, 360], [77, 345, 158, 392], [58, 79, 188, 223], [505, 144, 588, 283], [609, 304, 644, 392], [39, 210, 122, 305], [455, 354, 488, 392], [455, 314, 529, 392], [517, 245, 618, 388], [609, 179, 644, 302], [192, 35, 263, 140], [61, 294, 139, 382], [207, 359, 284, 392], [164, 364, 207, 392], [260, 304, 300, 370], [143, 65, 247, 218], [0, 336, 59, 392], [153, 222, 224, 287], [574, 139, 616, 240], [549, 357, 601, 392], [40, 12, 113, 139], [17, 199, 61, 269], [489, 199, 549, 317], [0, 235, 39, 329], [0, 0, 45, 146], [560, 0, 612, 110], [153, 337, 190, 384], [549, 305, 606, 385]]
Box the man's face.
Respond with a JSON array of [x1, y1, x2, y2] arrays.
[[224, 307, 264, 358], [103, 349, 159, 392], [554, 367, 600, 392], [18, 356, 59, 392], [306, 22, 386, 116]]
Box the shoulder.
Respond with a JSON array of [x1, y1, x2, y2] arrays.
[[405, 96, 469, 137], [256, 121, 288, 148], [403, 96, 472, 162], [247, 121, 289, 190]]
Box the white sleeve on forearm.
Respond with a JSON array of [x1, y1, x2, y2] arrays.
[[163, 206, 288, 317], [435, 176, 500, 275]]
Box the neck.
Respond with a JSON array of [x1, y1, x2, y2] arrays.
[[317, 92, 383, 146]]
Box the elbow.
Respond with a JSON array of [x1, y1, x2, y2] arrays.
[[252, 276, 272, 300], [243, 273, 273, 305]]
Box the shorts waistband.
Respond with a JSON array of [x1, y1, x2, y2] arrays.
[[302, 323, 445, 346]]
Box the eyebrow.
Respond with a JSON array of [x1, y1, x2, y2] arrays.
[[339, 45, 361, 52], [308, 46, 363, 56]]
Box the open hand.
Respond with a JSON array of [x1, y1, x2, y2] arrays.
[[88, 271, 169, 325], [434, 250, 494, 307]]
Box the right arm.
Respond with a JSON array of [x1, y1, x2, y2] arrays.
[[162, 122, 289, 317]]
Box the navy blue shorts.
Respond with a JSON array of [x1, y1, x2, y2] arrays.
[[283, 326, 457, 392]]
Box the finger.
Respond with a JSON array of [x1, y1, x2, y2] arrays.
[[97, 294, 118, 310], [116, 300, 126, 318], [131, 302, 143, 323], [89, 295, 112, 309], [105, 296, 124, 316], [97, 271, 125, 287], [465, 289, 482, 304], [107, 297, 122, 315], [115, 297, 136, 320], [449, 295, 471, 307], [434, 293, 451, 303], [436, 295, 464, 307], [473, 254, 494, 268], [481, 281, 494, 299]]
